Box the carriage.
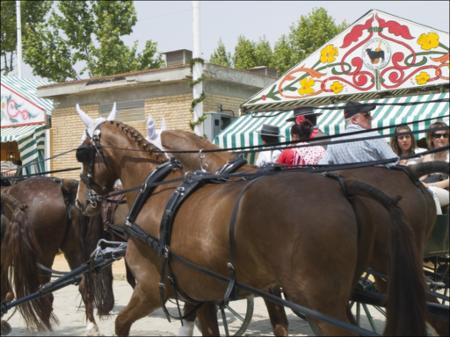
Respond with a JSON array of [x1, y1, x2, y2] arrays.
[[1, 112, 449, 336]]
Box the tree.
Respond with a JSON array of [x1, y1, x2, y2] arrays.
[[272, 35, 293, 75], [1, 0, 51, 75], [288, 7, 347, 66], [254, 38, 273, 68], [21, 0, 162, 82], [209, 39, 231, 67], [233, 36, 257, 70], [214, 7, 346, 74]]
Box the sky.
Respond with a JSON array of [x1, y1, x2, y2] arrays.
[[22, 1, 450, 80]]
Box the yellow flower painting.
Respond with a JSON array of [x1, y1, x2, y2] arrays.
[[415, 71, 430, 85], [330, 81, 344, 94], [298, 77, 315, 95], [320, 45, 338, 63], [417, 32, 440, 50]]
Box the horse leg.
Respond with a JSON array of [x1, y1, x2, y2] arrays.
[[194, 302, 219, 336], [63, 250, 100, 336], [125, 260, 136, 289], [284, 283, 355, 336], [115, 282, 161, 337], [264, 287, 289, 336], [178, 302, 197, 336]]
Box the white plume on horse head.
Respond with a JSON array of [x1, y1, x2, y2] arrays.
[[107, 102, 117, 121], [76, 102, 118, 139], [146, 114, 169, 158], [146, 114, 157, 141]]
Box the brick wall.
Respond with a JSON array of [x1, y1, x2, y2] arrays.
[[203, 94, 244, 117], [145, 94, 193, 131]]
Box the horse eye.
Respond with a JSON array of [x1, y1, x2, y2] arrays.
[[76, 145, 94, 163]]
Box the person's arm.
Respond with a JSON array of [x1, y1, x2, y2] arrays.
[[424, 178, 449, 190], [374, 138, 399, 161]]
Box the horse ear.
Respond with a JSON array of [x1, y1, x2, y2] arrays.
[[76, 104, 94, 128], [146, 114, 157, 140], [107, 102, 117, 121]]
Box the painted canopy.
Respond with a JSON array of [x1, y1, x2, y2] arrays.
[[1, 75, 53, 127], [242, 9, 449, 112], [1, 76, 53, 174]]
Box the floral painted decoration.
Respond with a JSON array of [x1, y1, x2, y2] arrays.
[[320, 45, 339, 63], [298, 77, 316, 95], [415, 71, 430, 85], [417, 32, 440, 50]]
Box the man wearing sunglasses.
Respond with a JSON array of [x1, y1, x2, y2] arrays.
[[319, 101, 398, 165]]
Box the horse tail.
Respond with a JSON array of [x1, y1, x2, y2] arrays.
[[79, 208, 115, 316], [344, 179, 426, 336], [1, 193, 56, 331]]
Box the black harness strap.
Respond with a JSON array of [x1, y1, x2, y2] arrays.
[[215, 156, 248, 175], [224, 174, 267, 303], [126, 159, 181, 225]]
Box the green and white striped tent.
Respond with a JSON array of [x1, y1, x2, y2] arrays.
[[1, 124, 47, 175], [1, 76, 53, 175], [214, 92, 449, 163]]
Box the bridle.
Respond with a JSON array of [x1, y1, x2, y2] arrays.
[[76, 124, 112, 205]]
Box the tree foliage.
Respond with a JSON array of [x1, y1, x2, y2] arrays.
[[287, 7, 347, 68], [233, 36, 257, 70], [221, 7, 346, 75], [6, 0, 162, 82], [209, 39, 231, 67], [1, 0, 51, 75]]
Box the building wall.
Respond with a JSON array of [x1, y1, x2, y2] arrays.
[[145, 94, 192, 131]]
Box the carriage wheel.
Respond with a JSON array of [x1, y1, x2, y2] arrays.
[[217, 295, 254, 336]]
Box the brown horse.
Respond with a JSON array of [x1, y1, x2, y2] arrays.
[[0, 177, 114, 335], [74, 120, 426, 336], [160, 129, 447, 336]]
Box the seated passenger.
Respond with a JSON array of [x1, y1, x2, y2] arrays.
[[421, 121, 449, 214], [277, 122, 325, 167], [255, 124, 282, 167], [389, 125, 424, 165], [286, 107, 326, 140], [319, 101, 398, 165]]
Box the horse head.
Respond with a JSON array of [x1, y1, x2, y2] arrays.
[[75, 104, 120, 216], [75, 105, 167, 215]]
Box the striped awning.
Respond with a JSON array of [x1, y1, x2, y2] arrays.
[[1, 124, 47, 174], [214, 92, 449, 162], [1, 76, 53, 113]]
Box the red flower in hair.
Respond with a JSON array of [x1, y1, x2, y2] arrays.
[[295, 115, 305, 125]]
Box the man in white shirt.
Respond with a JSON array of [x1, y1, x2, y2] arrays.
[[319, 101, 398, 165], [255, 124, 282, 167]]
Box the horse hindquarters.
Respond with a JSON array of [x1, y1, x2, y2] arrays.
[[235, 177, 359, 336]]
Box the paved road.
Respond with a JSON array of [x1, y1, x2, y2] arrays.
[[4, 256, 386, 336]]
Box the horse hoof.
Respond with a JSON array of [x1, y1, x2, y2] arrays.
[[1, 320, 12, 335], [86, 322, 102, 336]]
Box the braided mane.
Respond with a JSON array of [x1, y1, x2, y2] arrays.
[[106, 120, 167, 162]]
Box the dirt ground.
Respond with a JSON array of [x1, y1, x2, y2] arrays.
[[4, 254, 386, 336]]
